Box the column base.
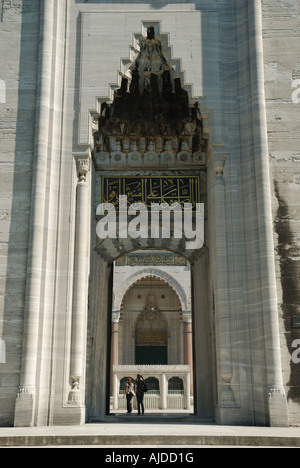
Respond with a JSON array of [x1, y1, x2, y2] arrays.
[[52, 405, 86, 426], [67, 388, 82, 406], [64, 383, 86, 425], [215, 407, 237, 426], [14, 387, 35, 427], [221, 383, 238, 408], [268, 386, 289, 427]]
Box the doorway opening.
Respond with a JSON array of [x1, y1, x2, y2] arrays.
[[108, 250, 195, 415], [87, 243, 214, 423]]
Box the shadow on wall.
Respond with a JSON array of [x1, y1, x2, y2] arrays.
[[274, 181, 300, 403]]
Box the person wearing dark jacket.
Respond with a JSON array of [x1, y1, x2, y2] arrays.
[[135, 374, 147, 415]]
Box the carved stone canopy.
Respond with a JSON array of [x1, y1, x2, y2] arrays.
[[93, 27, 207, 161]]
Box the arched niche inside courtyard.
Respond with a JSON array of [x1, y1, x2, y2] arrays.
[[116, 275, 185, 367]]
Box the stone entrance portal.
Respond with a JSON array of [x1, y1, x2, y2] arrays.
[[87, 23, 213, 422], [12, 4, 290, 428]]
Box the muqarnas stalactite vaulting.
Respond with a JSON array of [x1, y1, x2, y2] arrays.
[[94, 27, 207, 159]]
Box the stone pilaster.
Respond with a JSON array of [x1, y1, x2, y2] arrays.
[[213, 157, 238, 420], [248, 0, 288, 427], [67, 152, 91, 413], [14, 0, 55, 428]]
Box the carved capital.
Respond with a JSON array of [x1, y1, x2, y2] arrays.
[[112, 310, 121, 324], [214, 167, 224, 181], [211, 148, 228, 182], [73, 151, 91, 182], [77, 157, 90, 175], [182, 310, 192, 324]]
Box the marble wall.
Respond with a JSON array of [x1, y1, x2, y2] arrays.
[[262, 0, 300, 426], [0, 0, 40, 426], [0, 0, 299, 427]]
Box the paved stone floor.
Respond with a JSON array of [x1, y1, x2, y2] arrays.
[[0, 420, 300, 448]]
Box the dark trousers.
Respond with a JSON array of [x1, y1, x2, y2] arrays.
[[126, 393, 133, 413], [137, 392, 145, 415]]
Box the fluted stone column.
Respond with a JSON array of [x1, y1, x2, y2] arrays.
[[248, 0, 288, 427], [68, 153, 91, 409], [14, 0, 55, 428]]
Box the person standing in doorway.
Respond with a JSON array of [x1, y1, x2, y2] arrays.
[[125, 377, 135, 414], [135, 374, 147, 416]]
